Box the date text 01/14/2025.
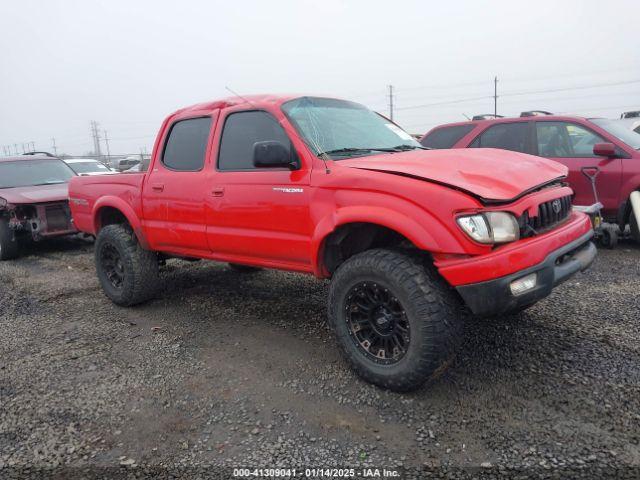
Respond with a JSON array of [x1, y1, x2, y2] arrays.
[[232, 467, 400, 477]]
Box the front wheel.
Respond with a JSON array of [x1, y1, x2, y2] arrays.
[[0, 218, 19, 261], [327, 249, 463, 392], [95, 224, 160, 306]]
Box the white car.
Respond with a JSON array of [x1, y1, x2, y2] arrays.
[[614, 118, 640, 135], [63, 158, 116, 176]]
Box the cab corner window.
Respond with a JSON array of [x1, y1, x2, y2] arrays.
[[162, 117, 212, 171], [218, 111, 292, 171], [470, 122, 529, 153]]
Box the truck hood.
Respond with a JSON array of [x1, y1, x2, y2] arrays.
[[339, 148, 567, 203], [0, 183, 70, 204]]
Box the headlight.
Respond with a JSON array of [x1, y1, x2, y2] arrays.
[[457, 212, 519, 244]]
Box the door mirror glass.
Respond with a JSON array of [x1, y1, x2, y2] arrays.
[[253, 141, 296, 169], [592, 142, 616, 157]]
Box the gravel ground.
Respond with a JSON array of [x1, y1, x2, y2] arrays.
[[0, 236, 639, 479]]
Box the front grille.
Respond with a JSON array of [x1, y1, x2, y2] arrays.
[[45, 205, 71, 231], [519, 195, 572, 237]]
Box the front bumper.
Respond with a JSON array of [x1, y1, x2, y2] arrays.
[[456, 230, 596, 316]]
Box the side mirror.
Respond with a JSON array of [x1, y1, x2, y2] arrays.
[[253, 141, 297, 169], [593, 142, 616, 158]]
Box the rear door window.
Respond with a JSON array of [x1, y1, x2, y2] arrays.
[[162, 117, 212, 171], [420, 124, 475, 149], [469, 122, 530, 153]]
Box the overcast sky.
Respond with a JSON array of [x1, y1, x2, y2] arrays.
[[1, 0, 639, 156]]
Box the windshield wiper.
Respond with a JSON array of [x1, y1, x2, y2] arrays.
[[30, 181, 66, 186], [391, 144, 430, 151], [320, 147, 398, 157]]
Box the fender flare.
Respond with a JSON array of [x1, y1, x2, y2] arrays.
[[92, 196, 150, 249], [311, 205, 453, 276]]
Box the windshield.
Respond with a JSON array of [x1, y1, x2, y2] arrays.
[[282, 97, 422, 159], [67, 161, 111, 174], [0, 159, 75, 189], [591, 118, 640, 150]]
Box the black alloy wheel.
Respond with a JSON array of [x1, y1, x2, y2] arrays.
[[345, 282, 410, 365]]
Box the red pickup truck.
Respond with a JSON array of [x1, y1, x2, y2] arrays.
[[69, 95, 596, 391]]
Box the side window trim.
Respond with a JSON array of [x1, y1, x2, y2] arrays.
[[216, 109, 296, 172], [161, 116, 212, 172]]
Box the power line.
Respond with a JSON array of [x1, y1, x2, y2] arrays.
[[396, 95, 493, 111], [500, 79, 640, 99], [395, 79, 640, 112]]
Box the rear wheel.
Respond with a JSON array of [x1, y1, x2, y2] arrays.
[[327, 248, 464, 392], [0, 218, 19, 261], [95, 224, 160, 306], [630, 212, 640, 244]]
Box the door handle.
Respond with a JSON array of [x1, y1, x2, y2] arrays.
[[212, 186, 225, 197], [151, 183, 164, 192]]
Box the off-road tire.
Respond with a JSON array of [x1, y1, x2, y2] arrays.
[[228, 263, 263, 273], [327, 248, 464, 392], [630, 212, 640, 244], [95, 224, 160, 306], [0, 218, 19, 261]]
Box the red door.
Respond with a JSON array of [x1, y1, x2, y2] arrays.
[[204, 109, 313, 269], [534, 120, 622, 215], [142, 115, 215, 254]]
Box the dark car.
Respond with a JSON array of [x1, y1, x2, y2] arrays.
[[0, 155, 78, 260], [421, 113, 640, 243]]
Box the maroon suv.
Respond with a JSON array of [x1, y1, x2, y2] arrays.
[[421, 113, 640, 243]]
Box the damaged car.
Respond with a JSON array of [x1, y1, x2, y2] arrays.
[[0, 155, 78, 260]]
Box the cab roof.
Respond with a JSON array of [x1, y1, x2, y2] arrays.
[[173, 94, 336, 116]]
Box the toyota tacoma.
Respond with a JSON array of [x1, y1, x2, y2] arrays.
[[68, 95, 597, 391]]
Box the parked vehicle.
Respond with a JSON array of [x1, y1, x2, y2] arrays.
[[63, 158, 115, 175], [621, 110, 640, 119], [0, 155, 78, 260], [124, 156, 150, 173], [68, 95, 596, 391], [615, 118, 640, 135], [421, 112, 640, 243], [107, 156, 142, 171]]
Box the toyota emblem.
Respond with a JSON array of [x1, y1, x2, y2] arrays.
[[551, 199, 562, 214]]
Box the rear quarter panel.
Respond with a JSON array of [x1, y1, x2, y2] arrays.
[[68, 173, 146, 239]]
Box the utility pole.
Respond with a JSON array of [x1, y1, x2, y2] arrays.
[[103, 130, 111, 160], [21, 143, 26, 154], [388, 85, 395, 121], [494, 76, 498, 116], [90, 121, 102, 159], [51, 138, 58, 156], [14, 144, 18, 155]]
